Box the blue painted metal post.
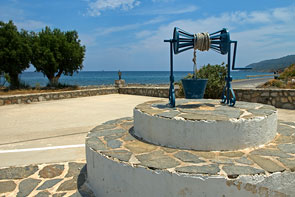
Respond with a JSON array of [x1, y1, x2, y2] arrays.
[[169, 40, 176, 107], [164, 39, 176, 107], [227, 45, 231, 105], [221, 41, 236, 106]]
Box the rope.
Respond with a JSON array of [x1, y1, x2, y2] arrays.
[[192, 32, 210, 77]]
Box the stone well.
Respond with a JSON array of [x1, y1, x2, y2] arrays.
[[86, 99, 295, 197], [134, 99, 277, 151]]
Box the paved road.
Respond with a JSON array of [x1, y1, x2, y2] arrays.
[[0, 93, 294, 168], [232, 77, 271, 88], [0, 94, 159, 167]]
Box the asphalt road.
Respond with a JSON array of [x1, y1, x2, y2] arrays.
[[232, 77, 271, 88]]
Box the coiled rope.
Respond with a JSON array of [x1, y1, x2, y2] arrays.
[[192, 32, 211, 76]]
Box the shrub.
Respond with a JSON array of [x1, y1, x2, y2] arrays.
[[197, 63, 226, 99], [278, 64, 295, 81], [178, 63, 226, 99], [263, 79, 285, 88]]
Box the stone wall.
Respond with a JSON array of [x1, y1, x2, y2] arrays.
[[235, 88, 295, 109], [1, 85, 294, 110], [0, 88, 118, 106], [119, 86, 181, 98], [119, 87, 295, 109]]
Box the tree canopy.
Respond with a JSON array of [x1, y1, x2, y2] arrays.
[[31, 27, 85, 86], [0, 20, 31, 88]]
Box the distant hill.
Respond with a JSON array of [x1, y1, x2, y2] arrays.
[[245, 55, 295, 72]]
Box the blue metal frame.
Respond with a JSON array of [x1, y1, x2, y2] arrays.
[[164, 27, 250, 107], [164, 39, 176, 107]]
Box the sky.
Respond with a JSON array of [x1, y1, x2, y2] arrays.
[[1, 0, 295, 71]]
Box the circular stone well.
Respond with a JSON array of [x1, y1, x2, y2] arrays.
[[134, 99, 277, 151], [86, 117, 295, 197]]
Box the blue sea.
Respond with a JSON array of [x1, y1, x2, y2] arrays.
[[14, 71, 274, 87]]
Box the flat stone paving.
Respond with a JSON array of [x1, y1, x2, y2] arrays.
[[0, 161, 93, 197], [137, 99, 276, 121], [86, 110, 295, 195]]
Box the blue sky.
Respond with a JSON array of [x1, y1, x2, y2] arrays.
[[1, 0, 295, 71]]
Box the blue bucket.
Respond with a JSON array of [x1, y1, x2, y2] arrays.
[[181, 78, 208, 99]]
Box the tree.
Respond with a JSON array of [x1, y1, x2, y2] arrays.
[[31, 27, 85, 86], [0, 20, 31, 89]]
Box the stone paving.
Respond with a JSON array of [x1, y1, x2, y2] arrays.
[[87, 117, 295, 178], [0, 161, 94, 197], [86, 107, 295, 196], [137, 99, 276, 121]]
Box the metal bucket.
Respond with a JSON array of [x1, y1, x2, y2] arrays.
[[181, 78, 208, 99]]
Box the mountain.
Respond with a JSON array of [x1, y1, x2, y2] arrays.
[[245, 55, 295, 72]]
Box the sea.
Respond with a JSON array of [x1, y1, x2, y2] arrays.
[[12, 71, 274, 87]]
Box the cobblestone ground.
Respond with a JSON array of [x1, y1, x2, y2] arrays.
[[0, 161, 94, 197]]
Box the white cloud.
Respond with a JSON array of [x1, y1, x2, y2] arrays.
[[87, 0, 140, 16], [79, 34, 97, 47], [135, 30, 154, 39], [0, 6, 24, 21], [152, 0, 175, 2], [95, 16, 166, 35], [96, 23, 139, 35], [272, 7, 295, 22], [135, 5, 198, 15], [248, 11, 271, 23], [0, 5, 47, 31], [15, 20, 48, 31], [91, 6, 295, 70], [230, 6, 295, 24]]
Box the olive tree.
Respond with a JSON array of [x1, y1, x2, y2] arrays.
[[0, 20, 31, 89], [31, 27, 85, 86]]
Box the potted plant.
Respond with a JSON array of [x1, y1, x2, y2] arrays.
[[181, 75, 208, 99], [181, 52, 208, 99]]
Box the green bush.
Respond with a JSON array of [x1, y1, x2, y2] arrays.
[[263, 79, 285, 88], [196, 63, 226, 99], [178, 63, 226, 99], [278, 64, 295, 81]]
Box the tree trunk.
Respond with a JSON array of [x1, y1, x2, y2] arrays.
[[48, 70, 63, 87], [49, 77, 59, 87], [9, 73, 20, 89]]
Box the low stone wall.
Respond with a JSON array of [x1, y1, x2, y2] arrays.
[[119, 86, 181, 98], [0, 88, 118, 106], [1, 85, 294, 109], [235, 88, 295, 109]]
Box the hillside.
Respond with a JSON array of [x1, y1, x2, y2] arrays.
[[245, 55, 295, 72]]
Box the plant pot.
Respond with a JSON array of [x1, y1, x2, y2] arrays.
[[181, 78, 208, 99]]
